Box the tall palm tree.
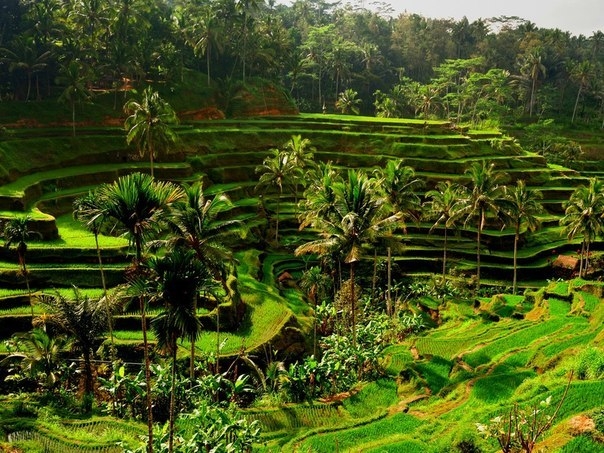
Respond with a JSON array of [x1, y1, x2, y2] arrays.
[[97, 172, 184, 452], [255, 148, 299, 242], [56, 59, 93, 137], [296, 169, 398, 345], [423, 181, 464, 282], [73, 191, 110, 323], [521, 49, 546, 117], [335, 88, 362, 115], [283, 134, 315, 203], [500, 180, 544, 294], [560, 178, 604, 277], [4, 216, 40, 320], [163, 182, 245, 379], [37, 287, 112, 412], [377, 159, 424, 224], [123, 86, 179, 177], [459, 161, 505, 291], [569, 60, 593, 124], [146, 248, 208, 453]]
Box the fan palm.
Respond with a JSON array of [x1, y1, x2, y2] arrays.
[[145, 248, 210, 453], [97, 172, 184, 451]]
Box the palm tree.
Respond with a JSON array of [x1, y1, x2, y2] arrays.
[[521, 49, 546, 117], [283, 135, 315, 203], [56, 60, 93, 137], [300, 266, 331, 356], [37, 288, 112, 412], [184, 2, 224, 86], [569, 60, 593, 124], [500, 180, 544, 294], [4, 216, 40, 320], [335, 88, 362, 115], [97, 172, 184, 452], [560, 178, 604, 277], [424, 181, 464, 283], [296, 169, 398, 345], [459, 161, 505, 291], [377, 160, 424, 224], [3, 328, 69, 392], [73, 191, 115, 348], [123, 86, 179, 177], [255, 148, 299, 242], [146, 248, 208, 453], [163, 182, 245, 379]]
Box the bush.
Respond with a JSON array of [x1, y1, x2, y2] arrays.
[[576, 348, 604, 380]]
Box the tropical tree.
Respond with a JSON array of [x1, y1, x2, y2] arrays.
[[163, 182, 245, 378], [37, 288, 112, 412], [569, 60, 594, 124], [2, 328, 69, 393], [97, 172, 184, 451], [255, 148, 299, 242], [458, 161, 505, 291], [4, 216, 40, 320], [145, 248, 209, 453], [560, 178, 604, 277], [300, 265, 332, 356], [520, 49, 546, 117], [123, 86, 179, 177], [423, 181, 464, 283], [73, 191, 113, 347], [500, 180, 544, 294], [335, 88, 362, 115], [56, 59, 93, 136], [283, 134, 316, 202], [296, 169, 398, 345]]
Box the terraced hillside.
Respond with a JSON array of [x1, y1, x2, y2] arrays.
[[0, 115, 600, 348]]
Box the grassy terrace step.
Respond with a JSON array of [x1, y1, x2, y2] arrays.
[[0, 162, 193, 211]]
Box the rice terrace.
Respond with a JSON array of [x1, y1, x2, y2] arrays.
[[0, 1, 603, 452]]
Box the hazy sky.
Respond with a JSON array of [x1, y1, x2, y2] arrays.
[[382, 0, 603, 36], [279, 0, 603, 37]]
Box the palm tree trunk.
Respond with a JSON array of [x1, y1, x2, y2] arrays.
[[350, 262, 356, 347], [387, 247, 392, 316], [275, 191, 281, 242], [530, 76, 537, 117], [579, 240, 585, 277], [476, 212, 483, 292], [169, 339, 177, 453], [23, 262, 34, 322], [585, 240, 591, 277], [572, 86, 582, 124], [442, 227, 448, 282], [135, 235, 153, 453], [190, 293, 198, 386], [83, 348, 94, 412], [95, 233, 113, 347], [513, 225, 519, 295]]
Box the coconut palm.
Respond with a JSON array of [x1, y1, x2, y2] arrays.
[[123, 86, 179, 177], [283, 134, 316, 203], [424, 181, 465, 283], [145, 248, 209, 453], [459, 161, 505, 291], [97, 172, 184, 451], [37, 288, 112, 412], [255, 148, 299, 242], [560, 178, 604, 277], [500, 180, 544, 294], [73, 191, 113, 345], [4, 216, 40, 320], [377, 159, 424, 224], [163, 182, 245, 379], [296, 169, 398, 345], [56, 59, 93, 137], [335, 88, 362, 115]]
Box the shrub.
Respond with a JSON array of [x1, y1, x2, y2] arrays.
[[576, 348, 604, 380]]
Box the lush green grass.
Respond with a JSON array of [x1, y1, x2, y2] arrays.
[[295, 412, 422, 453], [342, 379, 399, 419]]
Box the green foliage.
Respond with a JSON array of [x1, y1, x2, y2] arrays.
[[576, 348, 604, 380]]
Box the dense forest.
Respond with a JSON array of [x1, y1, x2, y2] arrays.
[[1, 0, 603, 127]]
